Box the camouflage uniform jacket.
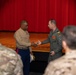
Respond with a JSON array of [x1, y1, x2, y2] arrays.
[[0, 44, 23, 75], [44, 50, 76, 75]]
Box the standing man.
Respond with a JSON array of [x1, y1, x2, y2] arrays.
[[14, 20, 37, 75], [37, 19, 63, 62], [44, 25, 76, 75]]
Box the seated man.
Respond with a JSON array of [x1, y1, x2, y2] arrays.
[[0, 44, 23, 75], [44, 25, 76, 75]]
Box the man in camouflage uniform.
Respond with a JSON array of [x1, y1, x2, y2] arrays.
[[44, 25, 76, 75], [37, 19, 63, 62], [0, 44, 23, 75]]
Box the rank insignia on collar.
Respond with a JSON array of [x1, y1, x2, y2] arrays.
[[57, 31, 60, 33], [57, 31, 61, 35]]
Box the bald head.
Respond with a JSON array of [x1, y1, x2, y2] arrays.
[[20, 20, 28, 30], [20, 20, 28, 26]]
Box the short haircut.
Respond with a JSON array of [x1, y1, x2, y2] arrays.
[[20, 20, 28, 25], [49, 19, 56, 25], [62, 25, 76, 49]]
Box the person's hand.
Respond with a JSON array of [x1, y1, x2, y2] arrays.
[[36, 40, 42, 45], [31, 42, 37, 47], [50, 51, 55, 56], [30, 54, 35, 62], [30, 51, 33, 55]]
